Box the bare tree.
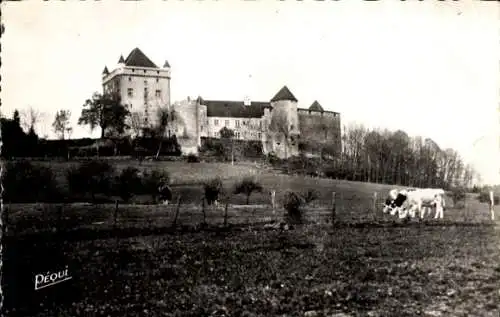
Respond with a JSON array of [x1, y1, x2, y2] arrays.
[[130, 111, 145, 137], [52, 109, 72, 140], [331, 121, 475, 189], [21, 106, 41, 133]]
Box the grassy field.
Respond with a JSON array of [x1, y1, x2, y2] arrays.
[[3, 161, 500, 317]]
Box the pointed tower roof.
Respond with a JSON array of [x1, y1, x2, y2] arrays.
[[163, 60, 170, 68], [309, 100, 324, 112], [124, 48, 158, 68], [118, 55, 125, 63], [270, 86, 298, 102], [102, 66, 109, 75]]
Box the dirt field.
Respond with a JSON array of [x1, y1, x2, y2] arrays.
[[3, 161, 500, 317]]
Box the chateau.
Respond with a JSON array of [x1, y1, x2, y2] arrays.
[[102, 48, 342, 158]]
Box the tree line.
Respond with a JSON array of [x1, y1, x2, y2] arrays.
[[322, 123, 478, 190], [1, 92, 181, 158]]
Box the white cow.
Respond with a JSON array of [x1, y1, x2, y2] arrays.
[[383, 188, 446, 219]]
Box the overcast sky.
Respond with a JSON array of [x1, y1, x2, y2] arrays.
[[1, 1, 499, 184]]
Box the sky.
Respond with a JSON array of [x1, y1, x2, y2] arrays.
[[1, 1, 499, 184]]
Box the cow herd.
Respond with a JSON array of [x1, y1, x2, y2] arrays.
[[382, 187, 447, 219]]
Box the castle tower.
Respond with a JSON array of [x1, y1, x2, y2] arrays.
[[268, 85, 300, 158], [101, 48, 171, 134]]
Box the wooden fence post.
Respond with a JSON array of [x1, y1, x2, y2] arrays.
[[172, 196, 182, 227], [373, 192, 377, 216], [331, 192, 336, 226], [271, 190, 276, 214], [201, 197, 207, 225], [224, 200, 229, 227], [490, 191, 495, 221], [113, 199, 119, 230]]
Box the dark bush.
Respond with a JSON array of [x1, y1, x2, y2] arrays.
[[266, 153, 282, 166], [283, 191, 305, 224], [114, 167, 142, 202], [66, 160, 115, 202], [477, 191, 500, 205], [302, 189, 320, 204], [141, 169, 170, 202], [204, 177, 224, 205], [287, 156, 306, 175], [234, 177, 263, 205], [450, 187, 467, 208], [186, 154, 200, 163], [3, 160, 60, 202]]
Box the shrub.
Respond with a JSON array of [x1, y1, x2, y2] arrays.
[[266, 153, 282, 166], [302, 189, 320, 204], [450, 187, 467, 208], [282, 189, 319, 224], [287, 156, 306, 175], [477, 191, 500, 205], [3, 160, 60, 203], [186, 154, 200, 163], [115, 167, 142, 202], [283, 191, 305, 224], [204, 177, 224, 205], [141, 169, 170, 202], [234, 177, 263, 205], [66, 160, 115, 202]]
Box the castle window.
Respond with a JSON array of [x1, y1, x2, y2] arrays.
[[156, 78, 159, 83], [144, 70, 146, 74], [235, 132, 241, 139], [144, 80, 148, 85], [127, 88, 133, 97], [144, 87, 149, 99], [129, 77, 131, 81], [201, 126, 204, 132], [258, 132, 262, 139], [235, 120, 240, 128], [214, 119, 219, 126], [155, 90, 161, 97], [157, 71, 160, 74], [225, 120, 229, 127]]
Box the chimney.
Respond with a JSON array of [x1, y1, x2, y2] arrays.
[[244, 96, 251, 106]]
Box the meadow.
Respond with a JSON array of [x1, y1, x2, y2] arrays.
[[3, 160, 500, 317]]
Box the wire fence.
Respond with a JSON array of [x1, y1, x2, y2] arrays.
[[3, 189, 497, 238]]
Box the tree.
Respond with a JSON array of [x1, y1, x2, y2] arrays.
[[140, 107, 179, 159], [52, 109, 72, 140], [78, 92, 130, 139], [21, 106, 41, 133], [234, 177, 263, 205], [220, 127, 235, 165], [153, 107, 170, 159], [130, 111, 145, 137], [13, 110, 21, 126]]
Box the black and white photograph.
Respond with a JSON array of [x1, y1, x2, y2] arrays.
[[1, 1, 499, 316]]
